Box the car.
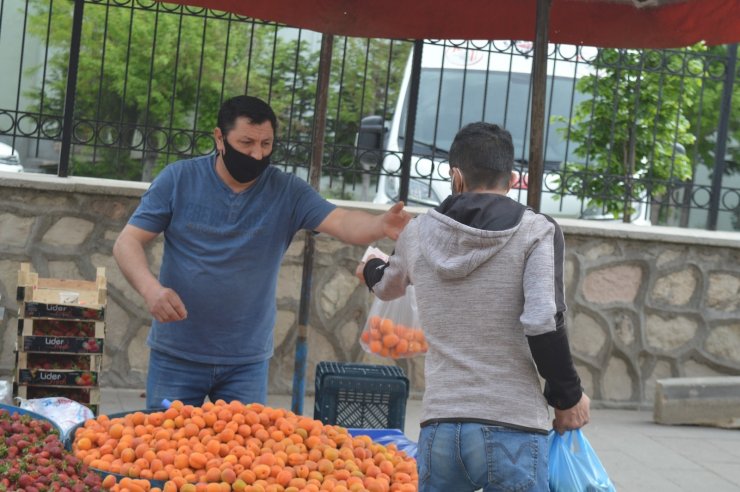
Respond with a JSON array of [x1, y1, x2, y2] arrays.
[[0, 142, 24, 173], [358, 40, 650, 224]]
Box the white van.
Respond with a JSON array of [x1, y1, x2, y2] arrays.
[[359, 40, 649, 223], [0, 142, 23, 173]]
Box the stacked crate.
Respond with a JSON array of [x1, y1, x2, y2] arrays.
[[13, 263, 106, 414]]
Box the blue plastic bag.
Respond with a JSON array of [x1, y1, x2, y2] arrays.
[[548, 429, 616, 492], [348, 428, 418, 458]]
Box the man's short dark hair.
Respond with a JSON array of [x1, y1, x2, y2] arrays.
[[217, 95, 278, 136], [449, 122, 514, 190]]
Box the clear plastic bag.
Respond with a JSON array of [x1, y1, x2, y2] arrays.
[[548, 429, 617, 492], [361, 285, 428, 359]]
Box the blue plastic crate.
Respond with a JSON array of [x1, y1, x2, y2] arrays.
[[314, 361, 409, 431]]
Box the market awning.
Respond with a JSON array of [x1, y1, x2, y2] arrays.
[[166, 0, 739, 48]]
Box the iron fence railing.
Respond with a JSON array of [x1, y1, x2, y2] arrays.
[[1, 0, 738, 230]]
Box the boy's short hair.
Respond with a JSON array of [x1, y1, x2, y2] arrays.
[[217, 95, 278, 136], [449, 122, 514, 190]]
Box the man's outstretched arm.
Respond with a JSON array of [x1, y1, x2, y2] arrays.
[[315, 202, 411, 245]]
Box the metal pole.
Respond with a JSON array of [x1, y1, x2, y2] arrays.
[[291, 33, 333, 415], [399, 40, 424, 204], [527, 0, 552, 212], [58, 0, 85, 177], [707, 43, 737, 231]]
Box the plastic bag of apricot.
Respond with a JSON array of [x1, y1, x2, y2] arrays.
[[360, 286, 429, 359]]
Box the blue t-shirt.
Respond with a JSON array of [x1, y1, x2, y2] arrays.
[[128, 154, 336, 364]]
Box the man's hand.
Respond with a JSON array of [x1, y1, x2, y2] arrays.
[[143, 284, 188, 323], [553, 393, 590, 435], [114, 224, 188, 323], [381, 201, 411, 240]]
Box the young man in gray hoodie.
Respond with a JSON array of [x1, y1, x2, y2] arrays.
[[357, 122, 590, 492]]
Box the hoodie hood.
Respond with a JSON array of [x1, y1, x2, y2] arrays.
[[419, 193, 527, 280]]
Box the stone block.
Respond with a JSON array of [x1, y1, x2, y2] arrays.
[[654, 377, 740, 428], [583, 264, 643, 304]]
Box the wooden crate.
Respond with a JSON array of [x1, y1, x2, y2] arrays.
[[16, 263, 106, 321]]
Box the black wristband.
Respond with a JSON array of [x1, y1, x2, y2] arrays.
[[363, 258, 388, 290]]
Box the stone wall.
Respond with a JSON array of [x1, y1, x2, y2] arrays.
[[563, 226, 740, 407], [1, 172, 739, 408]]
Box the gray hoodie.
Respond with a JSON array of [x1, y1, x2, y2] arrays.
[[370, 193, 573, 433]]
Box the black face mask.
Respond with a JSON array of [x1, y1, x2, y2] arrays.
[[451, 168, 464, 196], [221, 137, 271, 183]]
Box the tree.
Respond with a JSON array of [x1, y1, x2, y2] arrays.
[[677, 45, 740, 229], [555, 46, 705, 222], [26, 1, 307, 180], [25, 0, 409, 184]]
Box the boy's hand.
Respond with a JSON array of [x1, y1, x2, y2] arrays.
[[553, 393, 590, 435], [355, 254, 383, 283], [357, 247, 390, 283]]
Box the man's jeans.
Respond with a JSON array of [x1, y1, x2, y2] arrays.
[[146, 349, 269, 409], [417, 422, 549, 492]]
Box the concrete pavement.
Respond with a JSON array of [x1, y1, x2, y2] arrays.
[[100, 388, 740, 492]]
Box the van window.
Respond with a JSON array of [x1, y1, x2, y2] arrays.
[[399, 66, 587, 169]]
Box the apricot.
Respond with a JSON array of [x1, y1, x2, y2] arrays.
[[75, 400, 418, 491]]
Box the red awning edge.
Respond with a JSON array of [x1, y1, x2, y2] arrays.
[[169, 0, 740, 48]]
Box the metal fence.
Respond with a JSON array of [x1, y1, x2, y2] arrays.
[[1, 0, 739, 231]]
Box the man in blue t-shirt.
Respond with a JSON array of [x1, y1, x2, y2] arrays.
[[113, 95, 411, 408]]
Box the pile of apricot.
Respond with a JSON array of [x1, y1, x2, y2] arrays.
[[72, 399, 417, 492]]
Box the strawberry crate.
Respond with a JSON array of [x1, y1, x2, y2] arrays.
[[15, 352, 100, 388], [17, 352, 102, 372], [16, 367, 99, 388], [16, 263, 106, 321], [19, 335, 104, 354], [18, 318, 105, 354]]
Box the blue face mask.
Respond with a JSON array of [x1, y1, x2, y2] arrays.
[[221, 137, 271, 183]]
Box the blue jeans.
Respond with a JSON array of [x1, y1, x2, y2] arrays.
[[417, 422, 549, 492], [146, 349, 269, 409]]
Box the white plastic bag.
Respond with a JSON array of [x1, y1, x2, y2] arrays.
[[17, 396, 94, 439], [0, 380, 12, 405]]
